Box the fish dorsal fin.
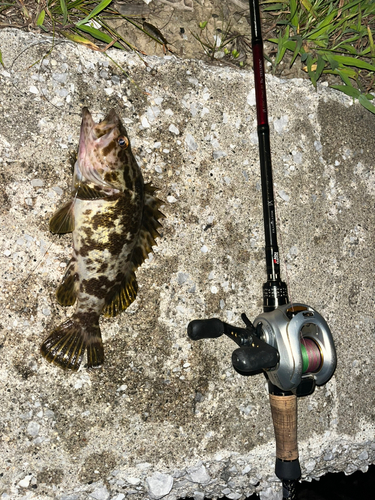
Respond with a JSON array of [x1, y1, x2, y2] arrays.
[[131, 183, 165, 269], [49, 201, 75, 234], [102, 183, 164, 318]]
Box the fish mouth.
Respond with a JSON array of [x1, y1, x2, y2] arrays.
[[76, 108, 121, 188], [80, 107, 120, 144]]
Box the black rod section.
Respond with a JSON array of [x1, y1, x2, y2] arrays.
[[249, 0, 289, 312]]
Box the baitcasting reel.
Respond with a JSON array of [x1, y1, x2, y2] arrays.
[[253, 303, 336, 394], [188, 303, 336, 395]]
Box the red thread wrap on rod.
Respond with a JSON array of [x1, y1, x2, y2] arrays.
[[253, 42, 268, 126]]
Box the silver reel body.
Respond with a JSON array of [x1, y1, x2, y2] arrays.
[[254, 303, 337, 392]]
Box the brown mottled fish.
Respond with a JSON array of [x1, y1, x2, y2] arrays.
[[41, 108, 163, 370]]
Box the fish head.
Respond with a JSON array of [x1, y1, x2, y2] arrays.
[[75, 108, 140, 193]]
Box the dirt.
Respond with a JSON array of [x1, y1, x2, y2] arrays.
[[0, 0, 312, 81], [113, 0, 313, 79]]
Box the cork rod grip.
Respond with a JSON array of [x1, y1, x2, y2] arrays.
[[269, 394, 299, 461]]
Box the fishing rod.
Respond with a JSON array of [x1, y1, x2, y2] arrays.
[[187, 1, 337, 499]]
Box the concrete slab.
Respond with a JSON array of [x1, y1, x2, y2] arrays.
[[0, 29, 374, 500]]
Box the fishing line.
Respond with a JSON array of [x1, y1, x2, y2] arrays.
[[301, 337, 322, 374], [9, 37, 81, 116], [16, 184, 80, 293], [273, 185, 294, 308]]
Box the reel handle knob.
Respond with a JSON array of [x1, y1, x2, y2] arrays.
[[232, 341, 279, 374], [187, 318, 224, 341]]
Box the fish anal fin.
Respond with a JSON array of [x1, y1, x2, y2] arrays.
[[102, 271, 138, 318], [56, 260, 78, 306], [41, 314, 103, 370], [49, 201, 75, 234]]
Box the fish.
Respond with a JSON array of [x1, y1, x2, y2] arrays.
[[40, 107, 164, 370], [142, 21, 175, 54]]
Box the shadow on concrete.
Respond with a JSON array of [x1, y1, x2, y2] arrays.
[[185, 464, 375, 499]]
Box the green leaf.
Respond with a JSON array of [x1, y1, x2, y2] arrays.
[[331, 84, 360, 98], [329, 67, 358, 84], [310, 55, 326, 87], [60, 0, 68, 26], [263, 3, 285, 12], [0, 47, 4, 68], [275, 25, 290, 66], [334, 55, 375, 71], [290, 0, 298, 28], [307, 12, 336, 40], [339, 0, 362, 14], [290, 35, 303, 66], [300, 0, 317, 18], [66, 0, 86, 9], [325, 54, 339, 71], [358, 47, 371, 57], [333, 43, 358, 55], [76, 0, 113, 27], [305, 54, 316, 85], [313, 38, 329, 49], [368, 25, 375, 59], [357, 2, 362, 32], [62, 31, 100, 50], [36, 9, 45, 27], [358, 94, 375, 113], [199, 21, 208, 30], [76, 25, 124, 49]]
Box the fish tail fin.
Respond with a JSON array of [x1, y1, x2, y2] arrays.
[[40, 314, 103, 370]]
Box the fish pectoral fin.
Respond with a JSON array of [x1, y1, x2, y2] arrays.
[[41, 315, 103, 370], [56, 260, 78, 306], [102, 271, 138, 318], [74, 183, 111, 200], [49, 201, 75, 234]]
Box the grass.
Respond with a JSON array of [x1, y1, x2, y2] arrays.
[[190, 13, 249, 66], [264, 0, 375, 113], [0, 0, 166, 55], [0, 1, 374, 113]]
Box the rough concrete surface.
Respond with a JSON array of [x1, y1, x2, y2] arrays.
[[0, 29, 374, 500]]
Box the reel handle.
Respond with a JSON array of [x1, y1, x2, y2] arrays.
[[188, 317, 279, 374]]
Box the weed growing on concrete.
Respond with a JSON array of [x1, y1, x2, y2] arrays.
[[0, 0, 164, 56], [265, 0, 375, 114], [190, 14, 233, 60]]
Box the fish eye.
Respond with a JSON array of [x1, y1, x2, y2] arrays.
[[118, 136, 129, 149]]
